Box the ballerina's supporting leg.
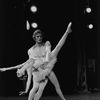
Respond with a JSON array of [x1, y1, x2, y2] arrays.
[[49, 71, 66, 100]]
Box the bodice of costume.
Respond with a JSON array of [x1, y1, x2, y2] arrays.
[[28, 45, 46, 60]]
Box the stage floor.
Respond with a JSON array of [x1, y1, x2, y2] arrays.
[[0, 93, 100, 100]]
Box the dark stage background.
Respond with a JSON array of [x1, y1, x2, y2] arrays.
[[0, 0, 100, 98]]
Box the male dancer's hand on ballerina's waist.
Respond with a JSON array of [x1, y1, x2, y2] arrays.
[[43, 61, 49, 66], [40, 61, 49, 69]]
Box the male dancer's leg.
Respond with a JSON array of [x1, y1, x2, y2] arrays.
[[28, 81, 39, 100], [49, 71, 66, 100]]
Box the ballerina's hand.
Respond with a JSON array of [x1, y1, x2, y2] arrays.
[[19, 91, 27, 95], [66, 22, 72, 34], [0, 68, 7, 72]]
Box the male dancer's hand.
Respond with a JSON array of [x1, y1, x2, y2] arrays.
[[43, 61, 48, 66], [41, 61, 48, 69]]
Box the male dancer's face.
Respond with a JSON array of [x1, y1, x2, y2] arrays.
[[35, 34, 42, 44]]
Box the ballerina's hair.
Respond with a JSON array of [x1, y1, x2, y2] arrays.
[[32, 29, 44, 41]]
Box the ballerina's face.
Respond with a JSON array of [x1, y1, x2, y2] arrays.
[[35, 33, 43, 44]]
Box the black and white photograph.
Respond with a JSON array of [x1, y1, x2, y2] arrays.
[[0, 0, 100, 100]]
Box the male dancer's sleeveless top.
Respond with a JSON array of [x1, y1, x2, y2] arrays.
[[28, 41, 51, 68]]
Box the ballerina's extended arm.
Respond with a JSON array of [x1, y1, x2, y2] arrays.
[[0, 59, 30, 72]]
